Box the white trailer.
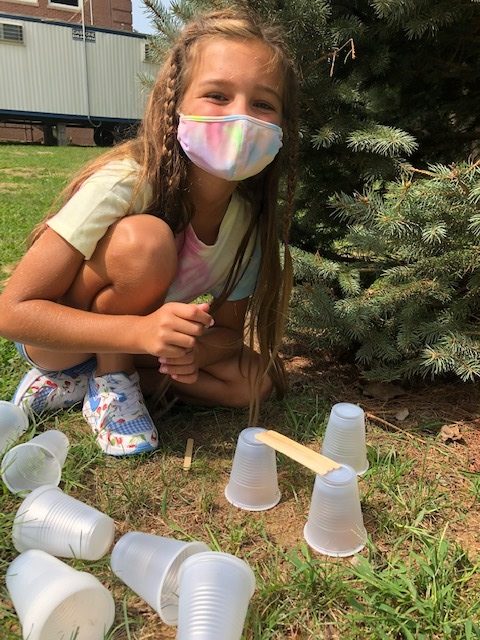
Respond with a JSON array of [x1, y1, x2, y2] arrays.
[[0, 13, 158, 145]]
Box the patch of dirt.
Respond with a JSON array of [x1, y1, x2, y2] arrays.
[[281, 340, 480, 557], [282, 339, 480, 446], [0, 183, 17, 191], [1, 168, 44, 178]]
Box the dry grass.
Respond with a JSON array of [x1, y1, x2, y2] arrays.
[[1, 144, 480, 638], [2, 344, 480, 639]]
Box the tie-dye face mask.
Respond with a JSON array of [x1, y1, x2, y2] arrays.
[[177, 113, 283, 181]]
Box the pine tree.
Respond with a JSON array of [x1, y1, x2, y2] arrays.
[[291, 161, 480, 382], [140, 0, 480, 382]]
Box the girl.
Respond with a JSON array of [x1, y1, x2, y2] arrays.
[[0, 8, 299, 456]]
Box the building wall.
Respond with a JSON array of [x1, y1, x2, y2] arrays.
[[0, 0, 154, 146], [0, 19, 153, 120], [0, 0, 132, 32]]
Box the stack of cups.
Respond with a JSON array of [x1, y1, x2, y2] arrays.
[[321, 403, 369, 475], [177, 551, 256, 640], [1, 429, 69, 494], [12, 485, 115, 560], [304, 464, 367, 557], [6, 549, 115, 640], [110, 531, 210, 625], [0, 401, 29, 456], [225, 427, 281, 511]]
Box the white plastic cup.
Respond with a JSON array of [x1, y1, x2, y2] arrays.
[[177, 551, 256, 640], [110, 531, 210, 625], [12, 485, 115, 560], [6, 549, 115, 640], [225, 427, 281, 511], [1, 429, 69, 494], [303, 464, 367, 557], [0, 401, 29, 456], [321, 403, 369, 475]]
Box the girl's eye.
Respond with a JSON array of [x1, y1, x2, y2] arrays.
[[254, 101, 275, 111], [206, 93, 227, 102]]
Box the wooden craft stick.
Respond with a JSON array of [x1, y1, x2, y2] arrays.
[[255, 430, 341, 476], [183, 438, 194, 471]]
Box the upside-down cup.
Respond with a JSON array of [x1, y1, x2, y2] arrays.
[[225, 427, 281, 511], [177, 551, 256, 640], [110, 531, 209, 626], [303, 464, 367, 557], [6, 549, 115, 640], [321, 403, 369, 475], [12, 485, 115, 560], [1, 429, 69, 494], [0, 401, 29, 456]]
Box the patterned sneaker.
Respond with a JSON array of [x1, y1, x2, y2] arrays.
[[12, 359, 96, 415], [83, 371, 158, 456]]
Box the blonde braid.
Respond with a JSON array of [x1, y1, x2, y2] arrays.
[[160, 49, 183, 226]]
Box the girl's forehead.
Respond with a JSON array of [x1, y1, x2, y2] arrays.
[[189, 36, 283, 88]]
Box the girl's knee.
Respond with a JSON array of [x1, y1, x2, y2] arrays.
[[224, 375, 272, 408], [68, 214, 177, 314], [105, 214, 177, 283], [223, 358, 273, 408]]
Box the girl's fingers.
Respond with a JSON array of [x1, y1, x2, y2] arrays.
[[159, 362, 196, 376], [158, 350, 194, 366], [169, 372, 198, 384], [157, 343, 191, 358], [166, 316, 210, 338], [166, 302, 213, 329]]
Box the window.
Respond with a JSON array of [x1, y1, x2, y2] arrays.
[[0, 22, 24, 44], [48, 0, 80, 9]]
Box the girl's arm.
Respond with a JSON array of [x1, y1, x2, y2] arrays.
[[0, 229, 212, 358]]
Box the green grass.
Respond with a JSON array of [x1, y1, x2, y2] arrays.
[[1, 144, 480, 639]]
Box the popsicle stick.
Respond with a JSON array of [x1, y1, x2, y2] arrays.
[[255, 430, 341, 476], [183, 438, 194, 471]]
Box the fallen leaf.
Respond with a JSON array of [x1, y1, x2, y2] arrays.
[[439, 424, 463, 443], [395, 407, 410, 422]]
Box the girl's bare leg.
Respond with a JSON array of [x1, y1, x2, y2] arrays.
[[23, 214, 177, 372], [137, 347, 273, 409]]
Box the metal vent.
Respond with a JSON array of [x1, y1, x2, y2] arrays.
[[0, 23, 24, 44]]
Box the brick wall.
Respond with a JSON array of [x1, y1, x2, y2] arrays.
[[0, 0, 132, 31], [0, 123, 94, 145]]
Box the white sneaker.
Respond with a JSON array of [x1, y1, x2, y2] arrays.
[[83, 371, 158, 456], [12, 360, 95, 415]]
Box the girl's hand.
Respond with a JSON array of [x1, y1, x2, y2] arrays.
[[139, 301, 213, 358], [158, 347, 200, 384]]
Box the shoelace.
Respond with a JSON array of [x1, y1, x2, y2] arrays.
[[105, 375, 148, 419]]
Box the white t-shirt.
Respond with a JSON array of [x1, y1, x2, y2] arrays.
[[47, 158, 260, 302]]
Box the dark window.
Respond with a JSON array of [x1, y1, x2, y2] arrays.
[[50, 0, 80, 7]]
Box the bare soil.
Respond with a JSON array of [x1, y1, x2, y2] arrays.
[[281, 340, 480, 557]]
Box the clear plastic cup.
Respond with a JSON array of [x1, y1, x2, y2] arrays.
[[303, 464, 367, 557], [12, 484, 115, 560], [177, 551, 256, 640], [321, 403, 369, 475], [1, 429, 69, 494], [225, 427, 281, 511], [0, 401, 29, 456], [110, 531, 210, 625], [6, 549, 115, 640]]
